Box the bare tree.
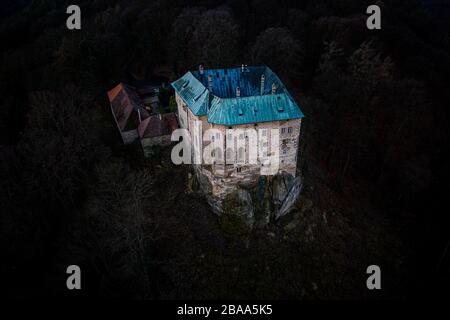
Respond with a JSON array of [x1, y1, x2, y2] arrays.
[[18, 86, 109, 211], [86, 159, 157, 298], [250, 27, 303, 79], [170, 7, 239, 70]]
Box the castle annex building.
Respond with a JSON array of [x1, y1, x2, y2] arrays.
[[172, 65, 304, 219], [107, 82, 178, 157]]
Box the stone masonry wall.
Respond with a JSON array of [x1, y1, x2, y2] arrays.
[[141, 134, 172, 157]]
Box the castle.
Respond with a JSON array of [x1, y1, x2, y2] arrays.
[[172, 65, 304, 227]]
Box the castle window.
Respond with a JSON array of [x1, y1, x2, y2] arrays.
[[212, 148, 222, 160], [238, 147, 245, 162], [215, 148, 222, 160], [236, 167, 242, 173], [281, 128, 286, 134], [288, 127, 292, 133], [226, 148, 233, 163]]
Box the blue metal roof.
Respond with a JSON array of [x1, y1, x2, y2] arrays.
[[191, 66, 289, 98], [208, 94, 304, 125], [171, 72, 210, 116], [171, 66, 304, 125]]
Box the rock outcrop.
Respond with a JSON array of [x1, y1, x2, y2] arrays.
[[189, 168, 303, 234]]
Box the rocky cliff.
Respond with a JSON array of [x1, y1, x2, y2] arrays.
[[189, 169, 303, 234]]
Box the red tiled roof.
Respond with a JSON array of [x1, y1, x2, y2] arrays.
[[138, 113, 178, 139], [107, 83, 150, 132]]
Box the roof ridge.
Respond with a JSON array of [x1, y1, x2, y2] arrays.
[[223, 92, 286, 102]]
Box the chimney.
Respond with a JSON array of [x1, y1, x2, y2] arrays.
[[208, 74, 213, 92], [199, 64, 204, 75], [236, 86, 241, 98], [260, 74, 265, 95], [271, 83, 277, 94]]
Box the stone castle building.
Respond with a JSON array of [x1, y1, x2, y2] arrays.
[[172, 65, 305, 231]]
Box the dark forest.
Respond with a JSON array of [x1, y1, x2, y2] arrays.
[[0, 0, 449, 300]]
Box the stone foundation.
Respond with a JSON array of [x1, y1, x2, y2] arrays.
[[189, 165, 303, 233]]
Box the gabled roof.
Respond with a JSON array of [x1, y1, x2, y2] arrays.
[[171, 66, 304, 125], [138, 113, 178, 139], [107, 83, 150, 132]]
